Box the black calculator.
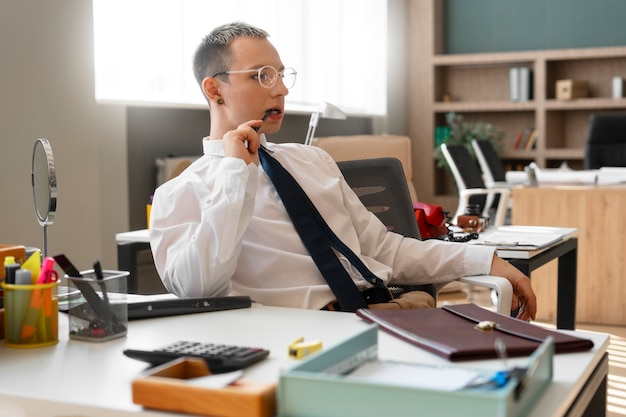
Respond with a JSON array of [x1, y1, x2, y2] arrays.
[[123, 341, 270, 373]]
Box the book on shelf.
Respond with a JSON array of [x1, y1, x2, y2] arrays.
[[434, 126, 451, 148], [524, 128, 538, 150], [509, 67, 520, 101], [513, 130, 524, 149], [509, 66, 533, 102], [514, 127, 534, 150], [518, 67, 533, 102]]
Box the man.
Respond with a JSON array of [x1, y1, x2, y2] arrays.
[[150, 22, 536, 320]]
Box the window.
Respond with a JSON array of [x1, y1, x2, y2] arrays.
[[93, 0, 388, 116]]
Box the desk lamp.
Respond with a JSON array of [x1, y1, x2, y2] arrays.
[[304, 102, 347, 146]]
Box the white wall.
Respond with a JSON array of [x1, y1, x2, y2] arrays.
[[0, 0, 128, 270], [0, 0, 407, 274]]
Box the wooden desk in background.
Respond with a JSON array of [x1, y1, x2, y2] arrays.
[[512, 184, 626, 326]]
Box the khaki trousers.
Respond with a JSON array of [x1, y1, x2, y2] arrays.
[[369, 290, 436, 310]]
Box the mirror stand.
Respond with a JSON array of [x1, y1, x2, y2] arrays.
[[31, 138, 57, 258]]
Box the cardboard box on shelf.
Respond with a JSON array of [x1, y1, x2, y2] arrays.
[[556, 79, 588, 100]]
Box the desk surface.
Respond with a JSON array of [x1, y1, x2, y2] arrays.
[[117, 229, 151, 243], [0, 305, 609, 417], [116, 226, 578, 260], [469, 225, 578, 259]]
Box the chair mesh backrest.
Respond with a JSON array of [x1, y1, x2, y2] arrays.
[[584, 114, 626, 169], [337, 157, 437, 299], [474, 140, 507, 182], [337, 157, 421, 240], [443, 144, 487, 210]]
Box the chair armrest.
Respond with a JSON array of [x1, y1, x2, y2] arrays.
[[457, 275, 513, 315]]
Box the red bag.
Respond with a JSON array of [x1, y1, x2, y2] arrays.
[[412, 202, 449, 240]]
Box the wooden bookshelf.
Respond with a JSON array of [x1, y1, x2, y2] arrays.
[[407, 1, 626, 208]]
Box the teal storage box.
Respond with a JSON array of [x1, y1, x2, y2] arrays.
[[278, 325, 553, 417]]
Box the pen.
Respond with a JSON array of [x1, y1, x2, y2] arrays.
[[253, 110, 275, 132], [93, 260, 104, 280], [94, 260, 112, 310], [4, 256, 20, 285], [483, 241, 519, 247]]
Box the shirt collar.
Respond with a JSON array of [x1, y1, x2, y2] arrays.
[[203, 134, 271, 156]]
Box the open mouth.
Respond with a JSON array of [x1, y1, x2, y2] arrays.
[[265, 108, 282, 118]]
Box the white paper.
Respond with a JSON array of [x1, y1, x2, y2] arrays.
[[505, 168, 598, 185], [597, 167, 626, 185], [186, 370, 244, 388], [346, 361, 480, 392], [471, 229, 564, 250]]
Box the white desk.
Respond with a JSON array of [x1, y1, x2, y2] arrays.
[[0, 305, 609, 416], [116, 229, 153, 294], [116, 229, 150, 244]]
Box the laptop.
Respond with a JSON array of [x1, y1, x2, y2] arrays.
[[58, 288, 252, 320]]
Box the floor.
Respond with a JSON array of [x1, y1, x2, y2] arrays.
[[438, 285, 626, 417]]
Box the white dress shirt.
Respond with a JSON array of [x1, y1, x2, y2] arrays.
[[149, 135, 496, 309]]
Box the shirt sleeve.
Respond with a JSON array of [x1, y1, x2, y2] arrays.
[[149, 156, 258, 297], [388, 237, 497, 285], [331, 154, 497, 286]]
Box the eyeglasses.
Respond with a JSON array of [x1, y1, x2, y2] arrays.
[[212, 66, 297, 89]]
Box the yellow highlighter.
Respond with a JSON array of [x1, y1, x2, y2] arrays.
[[288, 337, 322, 360]]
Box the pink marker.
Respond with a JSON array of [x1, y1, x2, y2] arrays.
[[37, 257, 58, 284]]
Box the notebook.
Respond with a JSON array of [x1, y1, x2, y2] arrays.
[[471, 226, 565, 250]]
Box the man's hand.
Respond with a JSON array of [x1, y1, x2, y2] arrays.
[[222, 120, 264, 165], [490, 256, 537, 321]]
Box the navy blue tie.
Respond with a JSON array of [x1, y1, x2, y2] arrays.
[[258, 146, 387, 312]]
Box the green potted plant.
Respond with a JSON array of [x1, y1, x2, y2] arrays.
[[435, 112, 505, 169]]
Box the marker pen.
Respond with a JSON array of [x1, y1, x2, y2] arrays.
[[37, 257, 58, 284], [11, 268, 34, 342], [93, 260, 111, 306], [4, 256, 20, 285], [15, 269, 32, 285]]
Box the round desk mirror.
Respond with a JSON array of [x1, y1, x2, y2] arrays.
[[31, 138, 57, 257]]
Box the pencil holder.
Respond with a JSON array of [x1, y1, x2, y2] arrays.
[[2, 281, 59, 348], [66, 269, 129, 342]]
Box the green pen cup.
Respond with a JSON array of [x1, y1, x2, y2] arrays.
[[2, 281, 59, 348]]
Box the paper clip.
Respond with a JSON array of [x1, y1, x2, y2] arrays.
[[288, 337, 322, 359]]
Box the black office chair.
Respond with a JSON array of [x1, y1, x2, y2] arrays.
[[440, 144, 510, 227], [471, 139, 513, 223], [584, 114, 626, 169], [336, 158, 421, 239], [471, 139, 507, 185], [336, 157, 512, 314]]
